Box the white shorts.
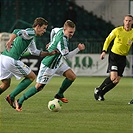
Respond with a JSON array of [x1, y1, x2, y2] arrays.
[[0, 54, 31, 80], [36, 62, 70, 84]]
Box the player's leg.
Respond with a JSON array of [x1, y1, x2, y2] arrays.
[[101, 71, 120, 96], [55, 65, 76, 102], [15, 83, 46, 111], [94, 75, 114, 100], [56, 69, 76, 97], [94, 52, 125, 101], [8, 71, 36, 103], [0, 79, 11, 94], [94, 71, 119, 101], [5, 59, 36, 108], [96, 76, 113, 90], [0, 55, 11, 94], [15, 64, 53, 111], [100, 55, 126, 99]]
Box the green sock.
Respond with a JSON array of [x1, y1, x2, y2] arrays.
[[0, 88, 4, 94], [10, 78, 32, 100], [18, 86, 38, 105], [57, 78, 74, 98]]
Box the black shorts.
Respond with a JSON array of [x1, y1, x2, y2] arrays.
[[107, 51, 126, 77]]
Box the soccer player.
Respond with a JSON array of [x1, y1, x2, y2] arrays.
[[0, 17, 57, 108], [15, 20, 85, 112], [94, 14, 133, 102]]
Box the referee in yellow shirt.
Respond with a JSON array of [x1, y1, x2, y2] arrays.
[[94, 14, 133, 103]]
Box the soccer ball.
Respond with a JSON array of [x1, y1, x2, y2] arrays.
[[48, 99, 62, 112]]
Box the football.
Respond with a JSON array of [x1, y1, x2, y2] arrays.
[[48, 99, 62, 112]]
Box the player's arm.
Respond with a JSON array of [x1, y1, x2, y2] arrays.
[[57, 37, 85, 59], [13, 28, 35, 40], [64, 43, 85, 59], [6, 33, 16, 51], [40, 50, 58, 57], [28, 40, 57, 57], [6, 29, 33, 51], [22, 50, 58, 57], [100, 29, 116, 60]]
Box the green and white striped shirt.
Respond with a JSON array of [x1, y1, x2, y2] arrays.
[[2, 28, 41, 60], [42, 28, 69, 68]]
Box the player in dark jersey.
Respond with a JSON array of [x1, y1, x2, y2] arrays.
[[94, 15, 133, 102]]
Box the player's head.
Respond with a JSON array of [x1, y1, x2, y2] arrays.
[[63, 20, 76, 39], [123, 14, 133, 31], [33, 17, 48, 36]]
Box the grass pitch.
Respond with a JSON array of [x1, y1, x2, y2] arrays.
[[0, 76, 133, 133]]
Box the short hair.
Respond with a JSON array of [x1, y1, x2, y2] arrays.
[[124, 14, 133, 19], [64, 20, 76, 28], [32, 17, 48, 27]]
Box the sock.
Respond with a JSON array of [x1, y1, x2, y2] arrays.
[[10, 78, 32, 100], [57, 78, 73, 98], [98, 77, 112, 90], [101, 82, 117, 96], [18, 86, 38, 105], [0, 88, 4, 94]]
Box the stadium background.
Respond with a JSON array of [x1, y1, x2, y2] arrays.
[[0, 0, 132, 76]]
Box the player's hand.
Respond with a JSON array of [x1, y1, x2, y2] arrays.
[[6, 41, 12, 51], [40, 50, 59, 57], [48, 49, 60, 55], [46, 43, 50, 50], [78, 43, 85, 51], [100, 52, 106, 60]]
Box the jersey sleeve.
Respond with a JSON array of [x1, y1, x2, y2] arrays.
[[12, 28, 35, 40], [102, 28, 116, 52], [57, 36, 80, 59], [64, 48, 80, 59], [28, 39, 41, 56]]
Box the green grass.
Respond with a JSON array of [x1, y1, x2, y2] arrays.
[[0, 76, 133, 133]]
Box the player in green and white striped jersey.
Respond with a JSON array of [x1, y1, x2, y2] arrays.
[[15, 20, 85, 111], [0, 17, 57, 108]]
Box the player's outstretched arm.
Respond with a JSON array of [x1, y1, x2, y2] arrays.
[[64, 43, 85, 59]]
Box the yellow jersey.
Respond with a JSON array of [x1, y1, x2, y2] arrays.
[[103, 26, 133, 56]]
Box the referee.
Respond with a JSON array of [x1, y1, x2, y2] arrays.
[[94, 14, 133, 103]]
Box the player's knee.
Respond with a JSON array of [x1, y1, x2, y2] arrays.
[[0, 83, 10, 90], [73, 74, 76, 80], [70, 74, 76, 81], [36, 84, 45, 92], [5, 82, 10, 88], [27, 71, 36, 81], [6, 84, 10, 88], [29, 74, 36, 81], [111, 77, 119, 84]]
